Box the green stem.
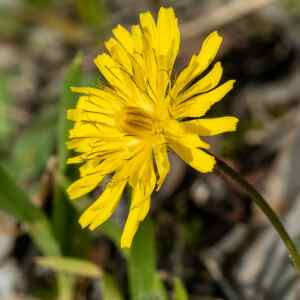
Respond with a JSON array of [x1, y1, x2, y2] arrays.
[[215, 155, 300, 274], [58, 274, 75, 300]]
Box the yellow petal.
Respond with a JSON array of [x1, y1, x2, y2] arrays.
[[79, 179, 127, 229], [172, 80, 235, 119], [67, 173, 104, 200], [67, 155, 84, 164], [82, 137, 136, 161], [94, 54, 146, 107], [70, 90, 123, 115], [139, 8, 180, 100], [138, 196, 151, 221], [175, 62, 223, 104], [165, 119, 210, 149], [120, 208, 140, 248], [142, 30, 158, 94], [94, 53, 128, 94], [74, 95, 117, 113], [79, 158, 123, 177], [71, 86, 126, 107], [79, 159, 101, 176], [196, 31, 223, 71], [105, 38, 132, 74], [139, 11, 158, 49], [120, 150, 157, 248], [70, 86, 103, 96], [67, 108, 115, 126], [182, 116, 239, 136], [88, 207, 116, 230], [153, 143, 170, 190], [67, 136, 128, 155], [131, 25, 143, 54], [128, 150, 156, 195], [66, 138, 96, 152], [112, 144, 149, 184], [171, 31, 223, 97], [143, 158, 157, 195], [157, 7, 180, 63], [169, 140, 215, 173], [130, 54, 147, 90], [112, 24, 134, 54], [68, 122, 121, 139], [120, 183, 151, 248]]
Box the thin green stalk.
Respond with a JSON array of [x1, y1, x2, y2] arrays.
[[58, 275, 75, 300], [214, 155, 300, 274]]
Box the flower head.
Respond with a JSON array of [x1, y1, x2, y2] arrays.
[[67, 7, 238, 248]]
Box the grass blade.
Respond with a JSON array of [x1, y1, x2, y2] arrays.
[[0, 165, 76, 299], [37, 256, 102, 278], [128, 218, 162, 300], [53, 53, 85, 254], [101, 274, 124, 300], [0, 73, 14, 146], [173, 277, 188, 300], [0, 164, 60, 256], [57, 53, 83, 175], [52, 53, 91, 299]]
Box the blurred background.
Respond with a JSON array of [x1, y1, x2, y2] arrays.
[[1, 0, 300, 299]]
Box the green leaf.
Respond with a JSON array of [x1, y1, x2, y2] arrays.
[[128, 218, 162, 300], [53, 53, 88, 255], [53, 54, 100, 256], [0, 163, 73, 300], [101, 274, 124, 300], [154, 274, 168, 300], [8, 107, 57, 183], [0, 164, 60, 256], [173, 277, 188, 300], [0, 73, 14, 146], [53, 186, 87, 255], [57, 53, 83, 175], [57, 56, 99, 177], [37, 256, 102, 278]]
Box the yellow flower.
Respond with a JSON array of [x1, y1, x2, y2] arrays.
[[66, 7, 238, 248]]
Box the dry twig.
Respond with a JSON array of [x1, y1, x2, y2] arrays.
[[181, 0, 275, 39]]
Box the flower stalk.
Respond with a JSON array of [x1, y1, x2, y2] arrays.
[[215, 155, 300, 275]]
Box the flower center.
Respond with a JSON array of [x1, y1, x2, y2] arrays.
[[118, 106, 160, 137]]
